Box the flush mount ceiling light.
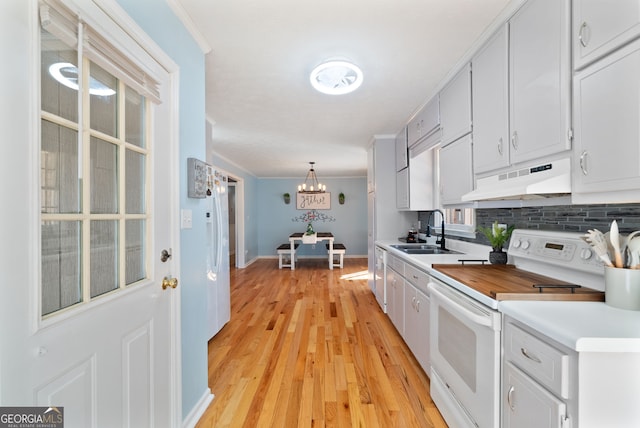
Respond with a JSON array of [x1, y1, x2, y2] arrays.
[[298, 162, 327, 193], [310, 60, 363, 95], [49, 62, 116, 96]]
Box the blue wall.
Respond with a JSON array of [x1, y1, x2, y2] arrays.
[[257, 178, 368, 257], [116, 0, 209, 420]]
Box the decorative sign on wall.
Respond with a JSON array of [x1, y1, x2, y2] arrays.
[[187, 157, 208, 198], [296, 192, 330, 210], [292, 210, 336, 224]]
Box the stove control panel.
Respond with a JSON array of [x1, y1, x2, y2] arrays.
[[508, 229, 603, 274]]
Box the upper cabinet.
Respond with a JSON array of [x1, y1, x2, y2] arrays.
[[509, 0, 571, 165], [439, 134, 473, 206], [472, 0, 571, 176], [397, 132, 438, 211], [472, 25, 510, 174], [407, 96, 439, 147], [572, 36, 640, 203], [395, 127, 408, 172], [439, 63, 472, 147], [573, 0, 640, 70]]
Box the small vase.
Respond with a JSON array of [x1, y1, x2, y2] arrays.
[[489, 250, 507, 265]]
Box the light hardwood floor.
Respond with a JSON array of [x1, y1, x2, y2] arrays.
[[196, 258, 447, 427]]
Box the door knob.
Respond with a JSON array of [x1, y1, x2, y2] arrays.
[[162, 276, 178, 290]]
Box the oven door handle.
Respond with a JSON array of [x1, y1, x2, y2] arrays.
[[429, 283, 495, 328]]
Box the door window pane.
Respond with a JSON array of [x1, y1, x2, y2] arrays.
[[125, 149, 145, 214], [89, 62, 118, 137], [125, 86, 145, 148], [91, 136, 118, 214], [126, 220, 146, 285], [90, 220, 118, 298], [41, 120, 80, 214], [41, 29, 78, 122], [41, 221, 81, 315]]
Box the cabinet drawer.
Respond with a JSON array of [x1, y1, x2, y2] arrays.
[[504, 321, 570, 399], [387, 254, 405, 275], [404, 263, 430, 293]]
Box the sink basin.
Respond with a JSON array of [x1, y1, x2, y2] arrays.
[[389, 244, 461, 255]]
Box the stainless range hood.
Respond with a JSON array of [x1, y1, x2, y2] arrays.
[[461, 158, 571, 201]]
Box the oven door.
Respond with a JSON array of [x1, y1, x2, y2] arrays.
[[429, 278, 501, 428]]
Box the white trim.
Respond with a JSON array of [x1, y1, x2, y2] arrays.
[[181, 388, 213, 428], [166, 0, 212, 54]]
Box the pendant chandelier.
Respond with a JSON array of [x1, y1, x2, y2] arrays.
[[298, 162, 326, 193]]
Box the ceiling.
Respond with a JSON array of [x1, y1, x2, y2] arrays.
[[172, 0, 516, 179]]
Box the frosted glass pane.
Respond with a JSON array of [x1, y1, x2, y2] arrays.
[[41, 29, 78, 122], [41, 120, 80, 214], [41, 221, 81, 315], [90, 137, 118, 214], [126, 150, 145, 214], [89, 62, 118, 137], [125, 86, 145, 148], [90, 220, 118, 298], [126, 220, 145, 285]]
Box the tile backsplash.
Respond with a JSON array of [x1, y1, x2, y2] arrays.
[[419, 203, 640, 247]]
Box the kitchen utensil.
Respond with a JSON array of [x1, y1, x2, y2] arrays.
[[628, 236, 640, 269], [610, 220, 624, 268], [583, 229, 614, 267]]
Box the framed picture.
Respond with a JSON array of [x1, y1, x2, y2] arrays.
[[296, 192, 331, 210]]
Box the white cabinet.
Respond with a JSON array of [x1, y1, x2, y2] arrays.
[[439, 63, 472, 146], [574, 0, 640, 70], [395, 127, 408, 172], [502, 317, 573, 428], [509, 0, 571, 165], [396, 167, 409, 210], [503, 363, 567, 428], [386, 256, 404, 335], [472, 25, 510, 174], [439, 134, 473, 206], [403, 264, 430, 373], [573, 29, 640, 203], [397, 132, 438, 211], [407, 96, 439, 147]]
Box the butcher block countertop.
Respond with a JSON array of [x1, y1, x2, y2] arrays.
[[432, 264, 605, 302]]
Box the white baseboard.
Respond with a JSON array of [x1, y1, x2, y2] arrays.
[[182, 388, 213, 428]]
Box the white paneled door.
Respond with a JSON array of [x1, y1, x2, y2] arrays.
[[2, 2, 180, 427]]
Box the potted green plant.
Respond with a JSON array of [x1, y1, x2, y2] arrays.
[[477, 221, 515, 264], [338, 192, 345, 205], [283, 192, 290, 204]]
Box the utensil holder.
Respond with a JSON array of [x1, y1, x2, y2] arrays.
[[604, 267, 640, 311]]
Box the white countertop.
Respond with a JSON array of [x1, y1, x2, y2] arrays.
[[500, 300, 640, 353], [377, 239, 640, 354]]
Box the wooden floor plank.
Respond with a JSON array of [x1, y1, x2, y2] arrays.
[[196, 258, 447, 427]]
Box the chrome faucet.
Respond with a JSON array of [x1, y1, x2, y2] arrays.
[[432, 209, 446, 250]]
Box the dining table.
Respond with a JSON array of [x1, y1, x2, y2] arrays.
[[288, 232, 335, 270]]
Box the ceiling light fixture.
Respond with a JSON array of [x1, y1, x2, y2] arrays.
[[298, 162, 326, 193], [310, 60, 363, 95], [49, 62, 116, 96]]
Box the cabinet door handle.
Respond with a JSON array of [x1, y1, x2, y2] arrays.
[[411, 296, 416, 309], [520, 347, 542, 363], [579, 150, 589, 176], [497, 137, 503, 155], [578, 21, 589, 48], [415, 299, 421, 312], [511, 131, 518, 150], [507, 385, 515, 411]]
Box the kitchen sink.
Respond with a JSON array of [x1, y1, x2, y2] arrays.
[[389, 244, 461, 255]]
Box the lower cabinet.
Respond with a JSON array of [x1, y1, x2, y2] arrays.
[[386, 256, 405, 335], [385, 254, 431, 375], [502, 317, 574, 428], [403, 280, 430, 373]]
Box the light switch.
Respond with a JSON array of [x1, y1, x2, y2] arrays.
[[181, 209, 193, 229]]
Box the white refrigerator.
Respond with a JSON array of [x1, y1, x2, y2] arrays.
[[206, 165, 231, 339]]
